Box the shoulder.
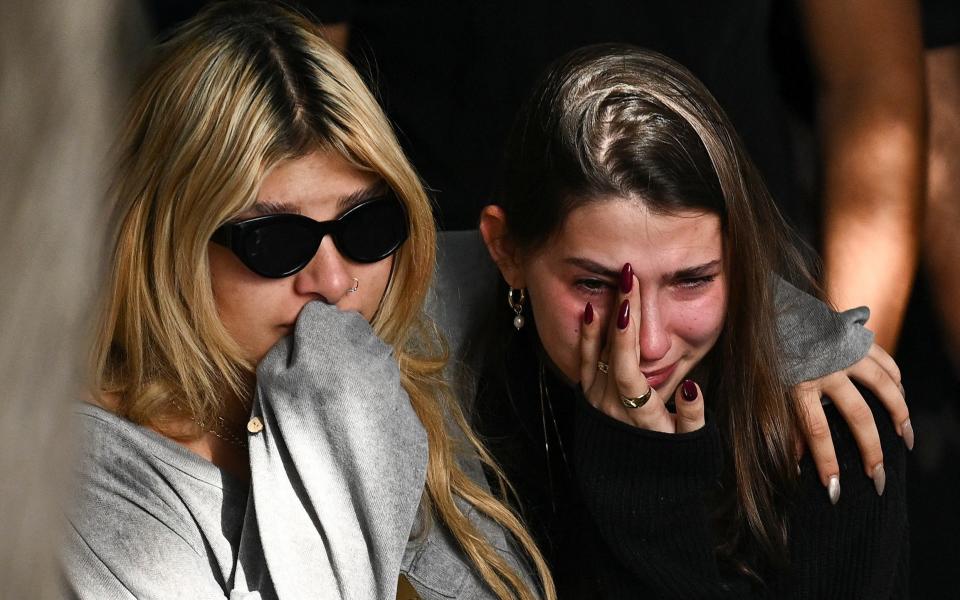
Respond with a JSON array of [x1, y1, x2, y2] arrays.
[[785, 386, 909, 596], [65, 404, 235, 596]]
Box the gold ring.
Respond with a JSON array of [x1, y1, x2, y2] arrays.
[[597, 361, 609, 374], [620, 388, 653, 409]]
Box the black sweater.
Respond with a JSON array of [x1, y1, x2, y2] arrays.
[[474, 329, 909, 599]]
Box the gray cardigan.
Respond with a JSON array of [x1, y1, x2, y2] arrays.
[[63, 231, 872, 599]]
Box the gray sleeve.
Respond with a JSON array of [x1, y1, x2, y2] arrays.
[[242, 302, 429, 599], [775, 276, 874, 385], [401, 473, 542, 600]]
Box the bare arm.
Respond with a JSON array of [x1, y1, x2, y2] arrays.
[[924, 44, 960, 373], [802, 0, 926, 350]]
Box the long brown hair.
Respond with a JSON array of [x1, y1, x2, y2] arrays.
[[91, 2, 554, 597], [498, 44, 812, 571]]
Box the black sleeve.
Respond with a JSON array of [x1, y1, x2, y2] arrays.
[[294, 0, 354, 23]]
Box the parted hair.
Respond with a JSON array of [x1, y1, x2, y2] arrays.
[[499, 44, 814, 573], [90, 2, 554, 598]]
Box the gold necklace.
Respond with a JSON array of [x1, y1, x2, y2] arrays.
[[196, 413, 249, 449], [171, 400, 249, 449]]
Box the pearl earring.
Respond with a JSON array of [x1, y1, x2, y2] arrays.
[[507, 288, 526, 330]]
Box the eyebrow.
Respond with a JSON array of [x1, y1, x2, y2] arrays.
[[564, 257, 722, 281], [248, 182, 388, 217], [337, 182, 388, 212], [671, 259, 722, 280], [563, 257, 620, 279]]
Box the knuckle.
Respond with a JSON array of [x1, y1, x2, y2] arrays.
[[679, 410, 703, 427], [804, 416, 832, 442], [845, 401, 874, 428], [862, 443, 884, 465], [613, 370, 635, 393], [818, 459, 840, 477]]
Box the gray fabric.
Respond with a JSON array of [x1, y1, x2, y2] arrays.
[[774, 278, 875, 385], [430, 230, 875, 391], [426, 230, 499, 374], [64, 303, 530, 599]]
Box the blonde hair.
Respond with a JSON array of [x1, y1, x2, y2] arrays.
[[91, 2, 554, 598]]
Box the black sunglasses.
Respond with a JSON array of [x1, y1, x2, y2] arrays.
[[211, 193, 409, 278]]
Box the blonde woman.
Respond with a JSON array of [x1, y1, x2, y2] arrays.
[[64, 2, 552, 599]]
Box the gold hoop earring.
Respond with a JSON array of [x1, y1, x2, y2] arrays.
[[507, 288, 526, 330]]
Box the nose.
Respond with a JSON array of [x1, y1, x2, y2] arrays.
[[292, 236, 352, 303], [637, 296, 671, 363]]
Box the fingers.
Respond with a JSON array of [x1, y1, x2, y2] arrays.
[[795, 381, 841, 504], [579, 302, 602, 392], [868, 342, 902, 387], [850, 347, 911, 447], [824, 375, 885, 489], [674, 380, 705, 433], [602, 264, 672, 432]]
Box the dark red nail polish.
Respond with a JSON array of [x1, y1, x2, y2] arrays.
[[620, 263, 634, 294], [617, 299, 630, 329], [583, 302, 594, 324], [681, 379, 698, 402]]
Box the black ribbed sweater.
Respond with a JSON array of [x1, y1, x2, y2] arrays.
[[474, 330, 909, 599]]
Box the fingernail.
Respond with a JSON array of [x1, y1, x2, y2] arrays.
[[872, 463, 886, 496], [901, 418, 914, 451], [620, 263, 633, 294], [617, 299, 630, 329], [828, 475, 841, 505], [681, 379, 698, 401], [583, 302, 594, 325]]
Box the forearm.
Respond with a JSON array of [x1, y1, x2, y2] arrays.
[[251, 303, 430, 598], [801, 0, 926, 351], [923, 44, 960, 371], [820, 100, 924, 350]]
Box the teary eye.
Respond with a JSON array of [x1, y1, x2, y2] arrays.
[[575, 278, 613, 295], [675, 275, 716, 290]]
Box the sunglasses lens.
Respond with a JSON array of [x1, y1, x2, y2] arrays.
[[242, 217, 318, 277], [335, 196, 408, 263]]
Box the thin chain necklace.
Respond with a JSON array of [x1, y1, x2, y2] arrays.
[[538, 361, 571, 515], [171, 400, 248, 449]]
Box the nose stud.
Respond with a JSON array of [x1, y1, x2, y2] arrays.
[[346, 277, 359, 294]]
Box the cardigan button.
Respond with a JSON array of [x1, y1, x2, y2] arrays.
[[247, 417, 264, 434]]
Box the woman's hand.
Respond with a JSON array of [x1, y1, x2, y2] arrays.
[[793, 342, 910, 499], [578, 264, 705, 434]]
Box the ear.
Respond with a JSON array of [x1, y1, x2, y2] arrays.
[[479, 205, 525, 288]]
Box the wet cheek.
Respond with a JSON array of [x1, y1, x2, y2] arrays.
[[673, 300, 726, 346]]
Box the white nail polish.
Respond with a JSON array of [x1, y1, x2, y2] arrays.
[[828, 475, 841, 505], [872, 463, 886, 497], [901, 418, 914, 451]]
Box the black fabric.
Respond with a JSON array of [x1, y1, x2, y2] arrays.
[[343, 0, 804, 234], [475, 326, 909, 598], [145, 1, 811, 235], [922, 0, 960, 49]]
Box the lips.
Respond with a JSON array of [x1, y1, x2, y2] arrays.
[[642, 361, 677, 388]]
